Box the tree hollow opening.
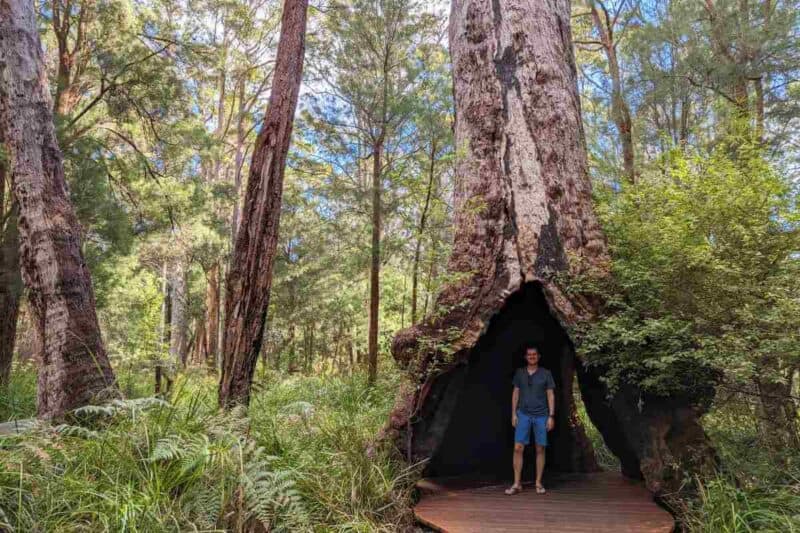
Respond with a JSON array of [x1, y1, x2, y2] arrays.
[[424, 282, 604, 480]]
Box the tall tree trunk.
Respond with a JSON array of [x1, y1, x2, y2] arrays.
[[158, 261, 172, 392], [51, 0, 93, 118], [411, 139, 437, 325], [385, 0, 716, 493], [231, 78, 247, 243], [0, 201, 21, 386], [0, 0, 117, 418], [367, 138, 383, 386], [218, 0, 309, 408], [169, 261, 189, 367], [0, 111, 22, 387], [589, 1, 635, 183], [755, 357, 800, 451], [204, 263, 220, 371]]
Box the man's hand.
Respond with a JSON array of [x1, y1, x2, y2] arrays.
[[512, 413, 518, 428], [546, 416, 554, 432]]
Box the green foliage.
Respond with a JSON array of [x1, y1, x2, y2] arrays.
[[0, 364, 36, 422], [575, 134, 800, 398], [675, 404, 800, 532], [0, 368, 413, 531]]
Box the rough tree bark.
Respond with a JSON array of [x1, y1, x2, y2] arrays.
[[385, 0, 717, 493], [0, 0, 117, 417], [218, 0, 308, 408]]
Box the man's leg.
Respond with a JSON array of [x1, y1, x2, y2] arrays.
[[507, 411, 530, 493], [533, 416, 548, 492], [535, 445, 545, 487], [513, 442, 525, 488]]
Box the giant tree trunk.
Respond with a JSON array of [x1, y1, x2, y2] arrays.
[[385, 0, 716, 493], [0, 0, 117, 418], [218, 0, 308, 408]]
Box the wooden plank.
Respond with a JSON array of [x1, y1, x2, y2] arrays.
[[413, 472, 674, 533]]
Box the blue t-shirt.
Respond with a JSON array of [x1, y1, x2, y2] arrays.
[[512, 367, 555, 417]]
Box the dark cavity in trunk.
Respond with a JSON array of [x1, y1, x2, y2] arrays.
[[424, 282, 600, 480]]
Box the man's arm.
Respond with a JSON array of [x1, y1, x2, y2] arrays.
[[511, 386, 519, 427], [546, 388, 555, 431]]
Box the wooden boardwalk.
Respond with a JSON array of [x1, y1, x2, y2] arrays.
[[414, 472, 674, 533]]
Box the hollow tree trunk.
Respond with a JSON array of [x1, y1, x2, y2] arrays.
[[218, 0, 308, 408], [385, 0, 716, 493], [0, 0, 117, 418]]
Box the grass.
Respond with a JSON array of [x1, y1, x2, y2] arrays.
[[2, 365, 799, 532], [674, 403, 800, 532], [0, 367, 416, 532]]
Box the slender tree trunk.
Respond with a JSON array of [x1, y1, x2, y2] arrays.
[[204, 263, 220, 371], [191, 318, 207, 366], [0, 0, 117, 418], [231, 79, 246, 243], [754, 76, 765, 142], [589, 1, 635, 183], [169, 261, 189, 367], [367, 138, 383, 386], [0, 114, 22, 387], [0, 201, 21, 386], [158, 261, 172, 392], [411, 139, 437, 325], [218, 0, 309, 408]]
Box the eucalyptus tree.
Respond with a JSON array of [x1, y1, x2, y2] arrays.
[[305, 0, 440, 384], [1, 0, 118, 417], [218, 0, 309, 408]]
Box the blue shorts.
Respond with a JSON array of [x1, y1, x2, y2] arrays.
[[514, 411, 548, 446]]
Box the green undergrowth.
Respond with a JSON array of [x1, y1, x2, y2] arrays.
[[0, 368, 416, 532], [4, 365, 799, 532], [675, 405, 800, 532], [0, 362, 37, 422]]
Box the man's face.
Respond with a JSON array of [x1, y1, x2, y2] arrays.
[[525, 349, 539, 365]]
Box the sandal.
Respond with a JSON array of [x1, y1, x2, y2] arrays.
[[504, 485, 522, 495], [535, 485, 546, 494]]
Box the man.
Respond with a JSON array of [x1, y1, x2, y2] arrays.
[[505, 346, 555, 495]]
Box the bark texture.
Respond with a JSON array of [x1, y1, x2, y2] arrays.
[[385, 0, 716, 493], [218, 0, 308, 408], [0, 0, 117, 417]]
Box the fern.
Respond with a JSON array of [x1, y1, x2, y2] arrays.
[[53, 424, 100, 439], [241, 453, 308, 531]]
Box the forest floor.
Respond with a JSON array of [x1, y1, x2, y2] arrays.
[[1, 364, 799, 532]]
